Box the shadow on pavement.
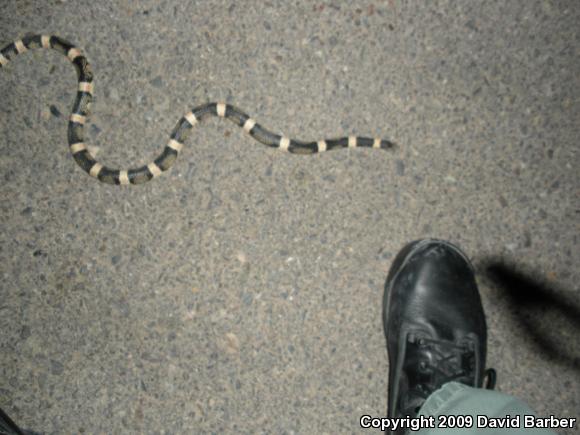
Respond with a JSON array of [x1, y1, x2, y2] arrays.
[[483, 261, 580, 373]]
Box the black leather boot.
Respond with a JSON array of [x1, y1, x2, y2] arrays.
[[383, 239, 495, 434]]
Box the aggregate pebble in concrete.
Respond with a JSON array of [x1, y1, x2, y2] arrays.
[[1, 1, 579, 433]]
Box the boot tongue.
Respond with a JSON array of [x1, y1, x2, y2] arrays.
[[399, 388, 428, 417], [400, 332, 479, 417]]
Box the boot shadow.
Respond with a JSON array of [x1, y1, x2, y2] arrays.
[[482, 260, 580, 373]]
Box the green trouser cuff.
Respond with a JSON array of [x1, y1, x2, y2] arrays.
[[412, 382, 561, 435]]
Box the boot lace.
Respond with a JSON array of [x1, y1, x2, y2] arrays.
[[410, 334, 497, 397]]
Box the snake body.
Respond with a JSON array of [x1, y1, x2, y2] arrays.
[[1, 34, 394, 185]]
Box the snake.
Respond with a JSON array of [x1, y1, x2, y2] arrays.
[[1, 34, 395, 185]]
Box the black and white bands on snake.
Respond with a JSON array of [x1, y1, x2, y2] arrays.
[[1, 34, 395, 185]]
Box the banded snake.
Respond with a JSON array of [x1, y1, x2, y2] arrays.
[[1, 34, 395, 185]]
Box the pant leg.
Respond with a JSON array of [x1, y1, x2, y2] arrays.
[[413, 382, 560, 435]]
